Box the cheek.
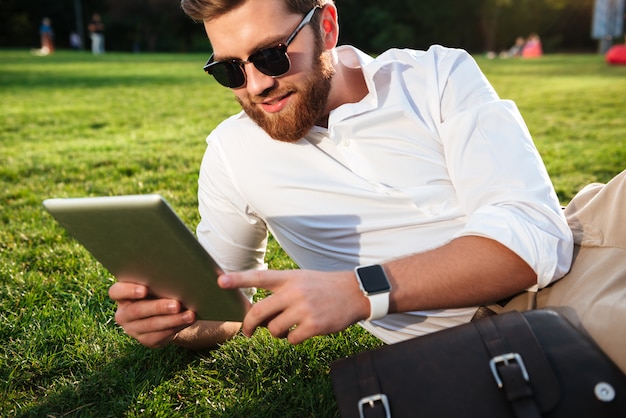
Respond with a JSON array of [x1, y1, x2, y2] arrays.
[[284, 49, 314, 77], [233, 90, 248, 102]]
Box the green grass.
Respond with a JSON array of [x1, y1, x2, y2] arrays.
[[1, 49, 625, 417], [475, 54, 626, 199]]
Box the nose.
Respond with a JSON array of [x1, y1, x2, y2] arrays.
[[242, 62, 277, 95]]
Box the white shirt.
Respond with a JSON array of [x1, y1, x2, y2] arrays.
[[196, 45, 573, 343]]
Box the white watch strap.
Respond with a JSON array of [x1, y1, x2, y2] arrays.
[[367, 291, 390, 321]]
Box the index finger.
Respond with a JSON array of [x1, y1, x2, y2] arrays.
[[218, 269, 289, 291], [108, 281, 149, 301]]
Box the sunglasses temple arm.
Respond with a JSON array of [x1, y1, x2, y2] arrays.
[[285, 6, 319, 45]]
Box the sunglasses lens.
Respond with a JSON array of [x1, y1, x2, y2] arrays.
[[251, 46, 290, 77], [210, 62, 246, 88], [205, 45, 290, 88]]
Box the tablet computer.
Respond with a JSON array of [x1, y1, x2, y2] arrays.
[[43, 194, 248, 321]]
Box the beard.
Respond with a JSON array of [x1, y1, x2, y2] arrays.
[[237, 49, 335, 143]]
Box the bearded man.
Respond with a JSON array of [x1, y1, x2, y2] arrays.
[[109, 0, 573, 349]]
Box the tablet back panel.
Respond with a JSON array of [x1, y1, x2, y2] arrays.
[[43, 195, 246, 321]]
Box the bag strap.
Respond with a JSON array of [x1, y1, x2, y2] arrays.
[[474, 314, 541, 418], [356, 351, 391, 418]]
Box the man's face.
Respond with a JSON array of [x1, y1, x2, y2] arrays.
[[204, 1, 335, 142]]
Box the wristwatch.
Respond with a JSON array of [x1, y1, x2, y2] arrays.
[[354, 264, 392, 321]]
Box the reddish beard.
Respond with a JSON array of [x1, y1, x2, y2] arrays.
[[237, 51, 334, 143]]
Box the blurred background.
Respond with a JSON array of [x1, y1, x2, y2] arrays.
[[0, 0, 624, 55]]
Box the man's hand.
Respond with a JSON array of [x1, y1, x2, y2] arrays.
[[108, 281, 196, 348], [218, 269, 370, 344], [215, 237, 538, 346]]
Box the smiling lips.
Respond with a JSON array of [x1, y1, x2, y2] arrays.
[[259, 92, 293, 113]]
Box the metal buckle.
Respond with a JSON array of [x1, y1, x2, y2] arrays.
[[358, 393, 391, 418], [489, 352, 529, 388]]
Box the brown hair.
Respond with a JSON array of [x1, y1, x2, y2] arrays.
[[180, 0, 334, 22]]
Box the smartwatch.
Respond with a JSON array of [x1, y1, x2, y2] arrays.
[[354, 264, 392, 321]]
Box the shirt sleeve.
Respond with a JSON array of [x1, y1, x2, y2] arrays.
[[434, 47, 573, 288], [196, 130, 269, 274]]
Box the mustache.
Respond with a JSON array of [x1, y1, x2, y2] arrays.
[[247, 87, 293, 105]]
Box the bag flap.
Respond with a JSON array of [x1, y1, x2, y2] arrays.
[[331, 310, 626, 417]]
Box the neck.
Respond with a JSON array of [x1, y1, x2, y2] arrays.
[[318, 49, 368, 128]]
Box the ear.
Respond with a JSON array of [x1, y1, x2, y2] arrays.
[[319, 4, 339, 50]]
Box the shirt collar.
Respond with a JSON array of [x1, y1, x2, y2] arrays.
[[324, 45, 394, 128]]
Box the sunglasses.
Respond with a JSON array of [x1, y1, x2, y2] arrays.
[[203, 6, 320, 89]]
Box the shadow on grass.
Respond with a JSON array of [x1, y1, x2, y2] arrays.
[[0, 51, 205, 91], [16, 343, 197, 418], [476, 54, 626, 78]]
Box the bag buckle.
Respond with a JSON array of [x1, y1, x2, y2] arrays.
[[358, 393, 391, 418], [489, 352, 529, 388]]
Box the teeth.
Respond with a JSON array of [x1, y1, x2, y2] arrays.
[[264, 93, 289, 105]]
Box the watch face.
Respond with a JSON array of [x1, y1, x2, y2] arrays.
[[357, 264, 391, 294]]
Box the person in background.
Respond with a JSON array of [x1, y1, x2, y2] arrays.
[[70, 31, 82, 50], [109, 0, 573, 350], [605, 34, 626, 65], [88, 13, 106, 54], [500, 36, 525, 58], [38, 17, 54, 55], [522, 33, 543, 58]]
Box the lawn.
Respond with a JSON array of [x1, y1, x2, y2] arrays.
[[1, 49, 625, 417]]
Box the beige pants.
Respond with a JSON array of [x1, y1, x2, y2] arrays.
[[495, 170, 626, 374]]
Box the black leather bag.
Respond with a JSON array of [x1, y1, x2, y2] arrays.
[[331, 310, 626, 418]]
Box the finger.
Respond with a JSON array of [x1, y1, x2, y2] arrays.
[[241, 293, 292, 338], [135, 329, 178, 349], [108, 281, 148, 301], [115, 298, 183, 324], [266, 314, 297, 340], [122, 308, 195, 336], [133, 321, 191, 349], [286, 324, 312, 345], [218, 269, 289, 291], [120, 309, 196, 348]]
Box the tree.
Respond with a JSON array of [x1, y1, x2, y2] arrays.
[[479, 0, 512, 52], [0, 0, 596, 53], [105, 0, 198, 52]]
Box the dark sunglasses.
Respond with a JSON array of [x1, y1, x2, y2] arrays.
[[203, 6, 320, 89]]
